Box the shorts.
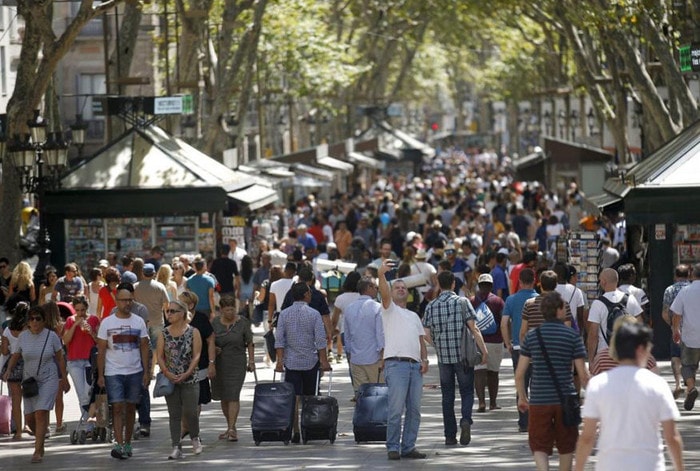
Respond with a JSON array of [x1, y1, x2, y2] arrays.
[[105, 372, 144, 405], [528, 404, 578, 455], [148, 325, 162, 351], [284, 363, 320, 396], [475, 342, 504, 372]]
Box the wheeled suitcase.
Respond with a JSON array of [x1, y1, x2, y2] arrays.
[[352, 382, 388, 443], [0, 382, 11, 435], [251, 371, 295, 446], [300, 371, 338, 444]]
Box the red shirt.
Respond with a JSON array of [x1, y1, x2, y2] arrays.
[[307, 224, 323, 244], [64, 315, 100, 361], [98, 285, 116, 319]]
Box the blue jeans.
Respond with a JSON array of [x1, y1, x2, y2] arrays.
[[384, 360, 422, 454], [67, 359, 91, 418], [438, 362, 474, 439], [511, 349, 530, 429]]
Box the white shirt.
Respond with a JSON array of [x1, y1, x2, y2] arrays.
[[269, 278, 294, 313], [410, 261, 437, 294], [268, 248, 289, 267], [332, 292, 361, 333], [583, 366, 679, 471], [382, 301, 424, 361], [555, 283, 585, 312], [588, 290, 643, 352], [671, 280, 700, 347], [618, 284, 649, 307], [97, 314, 148, 376]]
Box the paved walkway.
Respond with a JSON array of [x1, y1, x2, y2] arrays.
[[2, 326, 700, 469]]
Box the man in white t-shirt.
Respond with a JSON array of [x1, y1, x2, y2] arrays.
[[671, 262, 700, 411], [378, 259, 428, 461], [587, 268, 642, 366], [267, 262, 296, 325], [617, 263, 650, 323], [576, 321, 683, 471], [411, 249, 438, 301], [553, 262, 586, 334], [97, 283, 150, 460]]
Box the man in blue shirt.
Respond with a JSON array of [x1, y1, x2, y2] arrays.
[[501, 268, 538, 432], [343, 277, 384, 395], [275, 282, 331, 444], [490, 252, 510, 300], [186, 259, 217, 317]]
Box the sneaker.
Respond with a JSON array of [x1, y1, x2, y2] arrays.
[[55, 424, 67, 434], [168, 447, 183, 460], [684, 387, 698, 411], [111, 444, 126, 460], [401, 449, 427, 459], [445, 437, 458, 446], [459, 422, 471, 446], [139, 425, 150, 437], [123, 443, 133, 457], [191, 437, 202, 455], [387, 451, 401, 460]]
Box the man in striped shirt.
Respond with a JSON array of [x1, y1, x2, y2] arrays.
[[515, 291, 588, 471]]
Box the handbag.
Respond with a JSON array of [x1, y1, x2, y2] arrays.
[[153, 372, 175, 398], [22, 330, 50, 399], [264, 329, 277, 362], [458, 298, 482, 368], [535, 328, 581, 427], [94, 388, 109, 428]]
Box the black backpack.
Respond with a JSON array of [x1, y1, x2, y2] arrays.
[[598, 294, 629, 344]]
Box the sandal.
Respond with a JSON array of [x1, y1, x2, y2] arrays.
[[227, 429, 238, 442], [218, 430, 229, 440], [31, 453, 42, 464], [23, 426, 34, 436]]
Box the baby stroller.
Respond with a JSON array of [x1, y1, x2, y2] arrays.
[[70, 346, 112, 444]]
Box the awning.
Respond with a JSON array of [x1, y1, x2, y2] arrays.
[[227, 184, 278, 211], [582, 192, 623, 215], [292, 163, 336, 181], [511, 151, 545, 170], [347, 152, 386, 170], [280, 175, 331, 188], [316, 156, 354, 174]]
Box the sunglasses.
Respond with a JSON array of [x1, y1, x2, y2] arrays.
[[29, 316, 44, 322], [0, 265, 6, 269], [166, 309, 184, 314]]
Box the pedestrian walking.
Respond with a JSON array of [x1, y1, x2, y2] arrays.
[[423, 270, 488, 446], [516, 291, 588, 471]]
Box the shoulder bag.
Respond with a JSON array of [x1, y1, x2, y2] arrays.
[[22, 330, 50, 398], [535, 327, 580, 427], [459, 297, 482, 369]]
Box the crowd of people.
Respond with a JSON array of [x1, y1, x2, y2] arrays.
[[0, 146, 691, 469]]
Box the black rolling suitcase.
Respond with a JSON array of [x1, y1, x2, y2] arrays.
[[251, 371, 295, 446], [300, 371, 338, 444], [352, 382, 388, 443]]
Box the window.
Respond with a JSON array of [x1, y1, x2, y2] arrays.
[[77, 73, 106, 138]]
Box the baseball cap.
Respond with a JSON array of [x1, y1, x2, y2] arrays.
[[143, 263, 156, 276], [477, 273, 494, 284], [98, 259, 109, 268], [121, 271, 137, 283]]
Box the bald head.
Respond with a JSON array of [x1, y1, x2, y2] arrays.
[[599, 268, 619, 292]]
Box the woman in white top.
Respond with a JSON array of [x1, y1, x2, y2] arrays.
[[172, 262, 188, 296], [39, 267, 58, 305], [86, 268, 103, 316], [330, 272, 362, 363], [157, 264, 179, 301], [0, 302, 29, 440]]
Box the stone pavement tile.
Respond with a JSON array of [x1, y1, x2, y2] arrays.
[[1, 328, 699, 469]]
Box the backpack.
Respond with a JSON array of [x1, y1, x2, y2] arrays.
[[598, 294, 629, 344], [474, 300, 498, 335]]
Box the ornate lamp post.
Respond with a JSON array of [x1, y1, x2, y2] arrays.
[[7, 110, 70, 286], [70, 114, 88, 161]]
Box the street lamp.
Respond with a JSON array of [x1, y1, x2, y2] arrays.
[[570, 110, 579, 140], [557, 110, 566, 138], [70, 114, 88, 161], [587, 108, 599, 136], [7, 109, 70, 287]]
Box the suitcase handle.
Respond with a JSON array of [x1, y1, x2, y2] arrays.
[[315, 369, 333, 396], [273, 369, 285, 383]]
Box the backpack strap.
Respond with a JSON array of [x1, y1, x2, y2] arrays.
[[597, 294, 629, 344]]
